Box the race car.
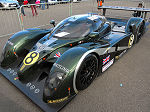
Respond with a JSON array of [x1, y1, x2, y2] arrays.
[[0, 13, 146, 104]]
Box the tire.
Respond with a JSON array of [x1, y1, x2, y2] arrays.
[[134, 21, 145, 44], [76, 54, 98, 90]]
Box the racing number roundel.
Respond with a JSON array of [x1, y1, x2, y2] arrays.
[[128, 34, 134, 48], [23, 51, 39, 65]]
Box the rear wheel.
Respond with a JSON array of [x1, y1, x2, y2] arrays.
[[76, 54, 98, 90], [134, 21, 145, 43]]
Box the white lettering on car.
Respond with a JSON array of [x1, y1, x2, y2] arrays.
[[6, 68, 40, 94], [26, 82, 40, 94], [7, 41, 14, 46], [102, 58, 114, 72], [53, 63, 69, 73]]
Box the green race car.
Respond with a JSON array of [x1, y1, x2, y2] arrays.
[[0, 13, 146, 106]]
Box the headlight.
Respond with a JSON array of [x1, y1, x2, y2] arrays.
[[48, 72, 66, 89]]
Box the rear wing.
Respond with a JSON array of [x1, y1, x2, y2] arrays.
[[98, 6, 150, 20]]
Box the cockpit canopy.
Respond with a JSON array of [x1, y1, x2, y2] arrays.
[[49, 14, 106, 39]]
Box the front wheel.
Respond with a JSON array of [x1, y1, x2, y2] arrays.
[[76, 54, 98, 90]]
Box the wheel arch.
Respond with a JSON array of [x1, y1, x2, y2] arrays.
[[73, 50, 99, 93], [125, 17, 145, 34], [0, 28, 51, 67], [43, 47, 90, 100], [125, 17, 145, 44]]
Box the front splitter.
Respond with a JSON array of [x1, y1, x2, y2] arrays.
[[0, 67, 76, 112]]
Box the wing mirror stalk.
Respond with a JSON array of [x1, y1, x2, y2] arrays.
[[50, 20, 55, 27]]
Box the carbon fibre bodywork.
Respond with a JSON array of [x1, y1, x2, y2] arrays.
[[0, 14, 148, 111]]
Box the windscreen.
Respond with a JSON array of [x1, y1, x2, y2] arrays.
[[51, 20, 93, 39]]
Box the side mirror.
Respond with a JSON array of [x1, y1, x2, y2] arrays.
[[129, 24, 136, 33], [88, 32, 99, 38], [50, 20, 55, 27]]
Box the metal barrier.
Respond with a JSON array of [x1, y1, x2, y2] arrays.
[[70, 0, 98, 15], [0, 0, 149, 38], [69, 0, 150, 19], [0, 1, 71, 38], [98, 0, 150, 19], [19, 1, 100, 30], [19, 2, 71, 30], [0, 7, 21, 38]]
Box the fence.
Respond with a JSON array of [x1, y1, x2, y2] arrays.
[[0, 1, 71, 38], [0, 0, 149, 38], [70, 0, 150, 19], [20, 2, 71, 30], [20, 0, 98, 30], [0, 8, 21, 38], [99, 0, 150, 19]]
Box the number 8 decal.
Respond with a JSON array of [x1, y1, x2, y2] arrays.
[[23, 51, 39, 65]]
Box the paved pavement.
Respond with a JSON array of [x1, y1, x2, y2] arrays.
[[0, 1, 150, 112]]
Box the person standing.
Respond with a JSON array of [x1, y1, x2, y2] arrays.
[[97, 0, 104, 3], [40, 0, 49, 10], [46, 0, 49, 9], [40, 0, 45, 10], [17, 0, 26, 16], [133, 3, 143, 17], [28, 0, 38, 16]]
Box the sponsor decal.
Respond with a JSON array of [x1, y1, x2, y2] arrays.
[[23, 51, 39, 65], [47, 96, 68, 103], [53, 63, 69, 73], [88, 15, 98, 20], [103, 55, 110, 65], [36, 43, 54, 53], [6, 68, 19, 81], [128, 34, 134, 48], [38, 44, 47, 50], [54, 52, 61, 58], [26, 82, 40, 94], [6, 68, 40, 94], [102, 58, 114, 72], [7, 41, 14, 46], [14, 77, 19, 80], [44, 38, 57, 45], [7, 68, 17, 76], [113, 25, 125, 32], [35, 38, 57, 53], [55, 32, 70, 37]]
